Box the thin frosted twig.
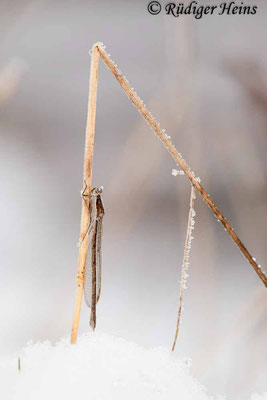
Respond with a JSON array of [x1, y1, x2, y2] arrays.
[[95, 42, 267, 288], [172, 184, 196, 352]]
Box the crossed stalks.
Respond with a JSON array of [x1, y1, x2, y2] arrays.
[[70, 42, 267, 346]]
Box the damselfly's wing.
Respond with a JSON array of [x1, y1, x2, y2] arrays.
[[96, 215, 103, 303], [84, 220, 95, 308], [84, 192, 104, 308]]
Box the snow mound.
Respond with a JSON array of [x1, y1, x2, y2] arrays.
[[0, 332, 265, 400], [1, 332, 220, 400]]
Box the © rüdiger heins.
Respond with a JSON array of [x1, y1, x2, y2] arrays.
[[165, 1, 257, 19]]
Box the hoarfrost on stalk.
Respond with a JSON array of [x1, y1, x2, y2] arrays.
[[97, 41, 106, 49], [164, 133, 171, 140], [172, 169, 185, 176], [172, 179, 197, 351]]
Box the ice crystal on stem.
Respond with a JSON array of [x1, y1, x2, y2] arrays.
[[172, 183, 196, 351], [172, 169, 185, 176]]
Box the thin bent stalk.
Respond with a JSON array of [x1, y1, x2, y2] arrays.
[[71, 44, 100, 344], [95, 42, 267, 288], [172, 184, 196, 351]]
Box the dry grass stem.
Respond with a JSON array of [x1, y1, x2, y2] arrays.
[[172, 184, 196, 351], [96, 42, 267, 288], [71, 44, 100, 344]]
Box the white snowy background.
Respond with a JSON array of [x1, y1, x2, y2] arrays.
[[0, 0, 267, 399]]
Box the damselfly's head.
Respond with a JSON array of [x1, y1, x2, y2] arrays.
[[91, 186, 105, 217], [91, 186, 104, 196]]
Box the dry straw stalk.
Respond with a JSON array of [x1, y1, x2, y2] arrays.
[[71, 44, 100, 344]]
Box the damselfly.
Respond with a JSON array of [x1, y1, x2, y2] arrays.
[[82, 186, 104, 330]]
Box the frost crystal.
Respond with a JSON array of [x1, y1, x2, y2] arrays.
[[172, 169, 185, 176], [96, 42, 106, 49], [162, 129, 171, 139]]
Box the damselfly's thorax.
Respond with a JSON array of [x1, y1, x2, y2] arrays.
[[90, 187, 105, 220]]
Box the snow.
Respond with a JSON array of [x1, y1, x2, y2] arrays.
[[0, 332, 265, 400], [0, 332, 218, 400]]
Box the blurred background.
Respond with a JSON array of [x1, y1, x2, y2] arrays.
[[0, 0, 267, 398]]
